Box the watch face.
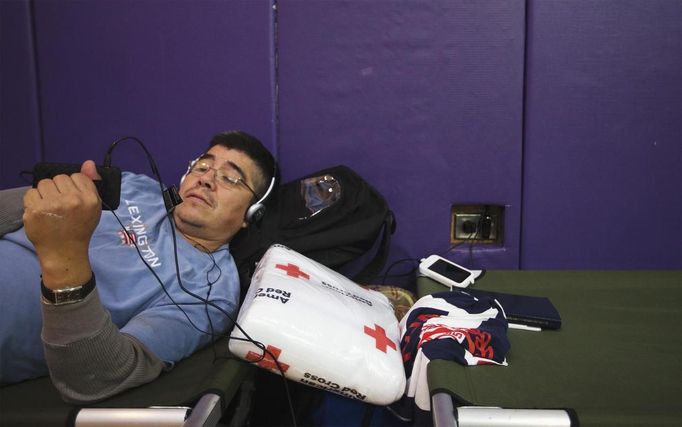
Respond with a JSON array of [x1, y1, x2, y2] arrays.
[[41, 280, 94, 305], [51, 287, 85, 305]]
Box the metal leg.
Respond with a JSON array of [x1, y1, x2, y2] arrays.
[[432, 392, 458, 427]]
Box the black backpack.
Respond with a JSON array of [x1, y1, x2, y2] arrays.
[[230, 165, 395, 290]]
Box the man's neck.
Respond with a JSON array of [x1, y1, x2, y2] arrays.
[[179, 231, 223, 252]]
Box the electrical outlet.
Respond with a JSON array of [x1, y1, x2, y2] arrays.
[[450, 204, 504, 244], [453, 213, 497, 240]]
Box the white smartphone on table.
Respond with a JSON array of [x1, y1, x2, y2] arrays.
[[418, 255, 482, 289]]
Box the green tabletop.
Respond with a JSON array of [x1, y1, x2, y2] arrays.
[[419, 271, 682, 426]]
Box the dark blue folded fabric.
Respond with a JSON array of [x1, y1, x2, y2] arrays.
[[388, 291, 510, 425]]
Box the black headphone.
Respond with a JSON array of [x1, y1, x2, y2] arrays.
[[245, 173, 276, 224], [182, 158, 276, 224]]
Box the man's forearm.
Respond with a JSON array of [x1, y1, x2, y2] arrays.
[[42, 289, 166, 403], [0, 186, 28, 237]]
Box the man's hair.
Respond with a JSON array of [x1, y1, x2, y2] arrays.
[[207, 131, 277, 197]]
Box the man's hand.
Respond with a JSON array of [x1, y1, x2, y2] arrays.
[[23, 160, 103, 289]]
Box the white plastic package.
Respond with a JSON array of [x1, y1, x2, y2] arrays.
[[229, 244, 406, 405]]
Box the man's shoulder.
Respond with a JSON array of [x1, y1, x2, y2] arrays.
[[122, 171, 158, 186], [120, 171, 163, 196]]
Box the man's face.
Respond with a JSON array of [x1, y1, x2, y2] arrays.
[[173, 145, 261, 246]]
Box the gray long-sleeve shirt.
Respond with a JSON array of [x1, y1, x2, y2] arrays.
[[41, 286, 167, 403]]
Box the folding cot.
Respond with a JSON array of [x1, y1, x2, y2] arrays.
[[0, 338, 253, 426], [417, 271, 682, 427]]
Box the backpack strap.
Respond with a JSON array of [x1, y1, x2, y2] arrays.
[[352, 210, 396, 283]]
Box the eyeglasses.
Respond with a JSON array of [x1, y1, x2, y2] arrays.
[[188, 160, 261, 198]]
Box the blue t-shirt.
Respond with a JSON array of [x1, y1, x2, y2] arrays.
[[0, 172, 240, 384]]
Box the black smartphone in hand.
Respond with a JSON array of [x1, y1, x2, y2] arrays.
[[32, 162, 122, 210]]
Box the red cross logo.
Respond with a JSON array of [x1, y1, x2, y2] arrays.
[[364, 324, 397, 353], [275, 263, 310, 280], [245, 345, 290, 373]]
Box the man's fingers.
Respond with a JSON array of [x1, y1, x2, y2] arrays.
[[51, 173, 79, 194], [35, 176, 63, 199], [81, 160, 102, 180], [32, 173, 99, 209], [70, 173, 101, 203], [23, 187, 42, 209]]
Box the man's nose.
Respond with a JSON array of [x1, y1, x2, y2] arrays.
[[198, 169, 217, 188]]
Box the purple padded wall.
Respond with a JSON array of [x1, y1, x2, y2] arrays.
[[28, 0, 275, 185], [0, 0, 42, 189], [277, 1, 526, 270], [3, 1, 679, 270], [521, 0, 682, 268]]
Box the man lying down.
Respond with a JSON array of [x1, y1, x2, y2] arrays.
[[0, 131, 276, 403]]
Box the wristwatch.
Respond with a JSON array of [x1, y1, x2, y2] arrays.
[[40, 276, 96, 305]]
